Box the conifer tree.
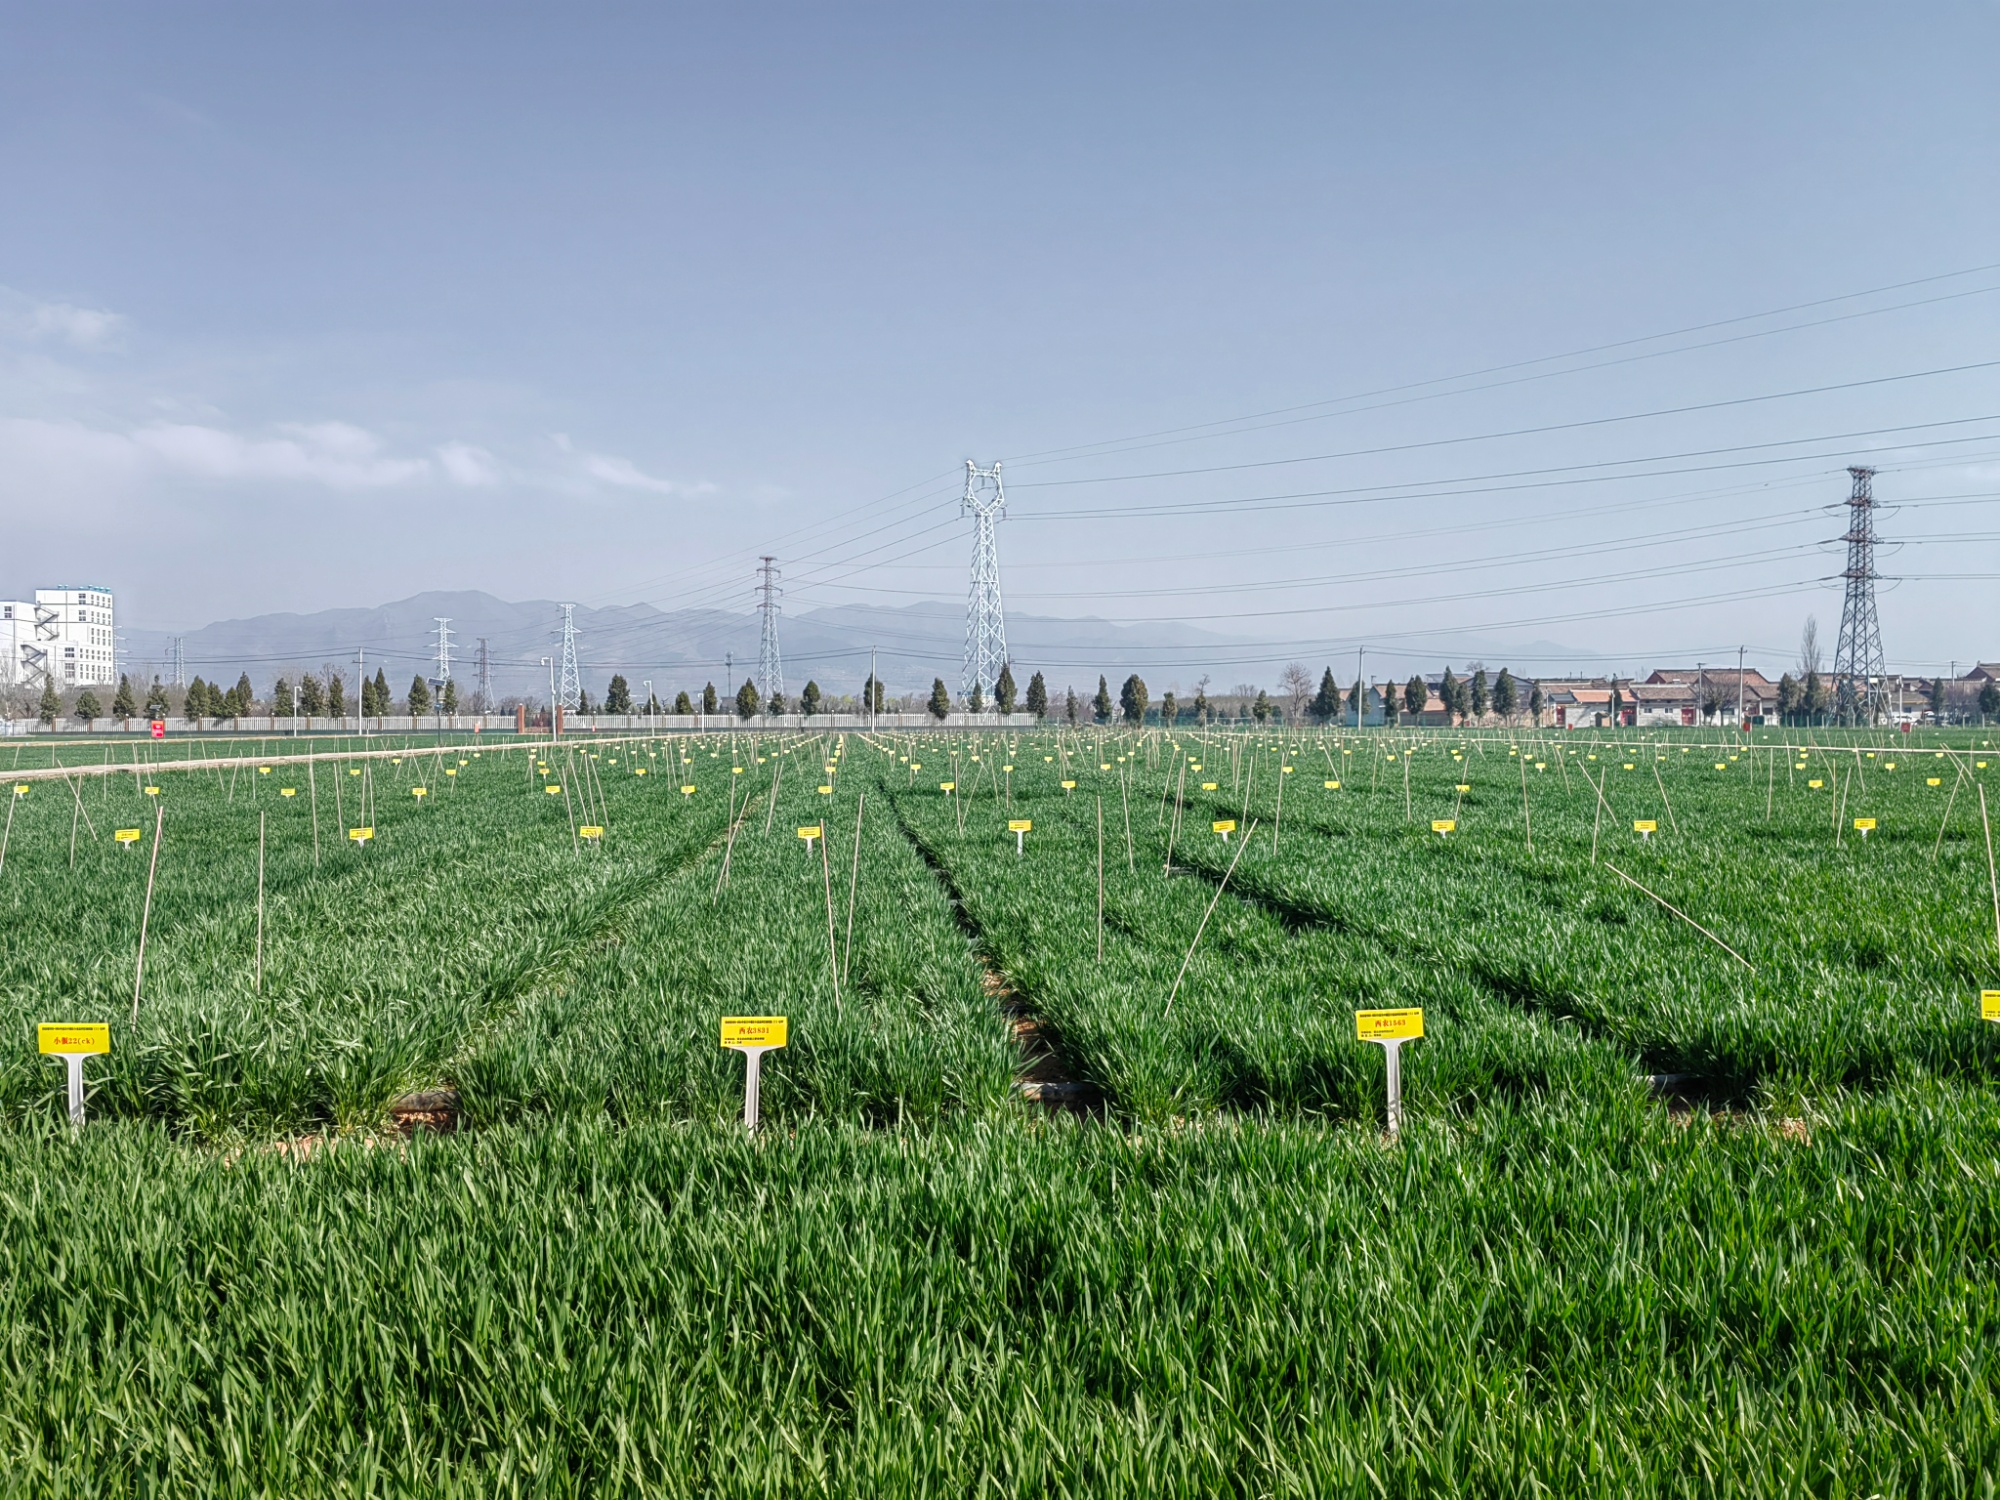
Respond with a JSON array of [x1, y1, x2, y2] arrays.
[[928, 678, 951, 720], [233, 673, 254, 718], [1491, 668, 1516, 721], [112, 674, 137, 720], [702, 682, 719, 714], [765, 690, 784, 717], [1311, 667, 1340, 724], [38, 678, 62, 724], [1161, 691, 1178, 727], [440, 679, 459, 714], [271, 678, 294, 717], [145, 678, 170, 719], [1528, 680, 1546, 726], [1439, 668, 1460, 725], [1404, 675, 1427, 720], [1252, 689, 1271, 723], [1065, 687, 1078, 725], [604, 675, 632, 714], [185, 676, 210, 724], [968, 681, 984, 713], [801, 681, 821, 717], [1470, 668, 1489, 720], [994, 663, 1016, 715], [1191, 685, 1209, 724], [372, 668, 390, 718], [673, 690, 693, 714], [326, 671, 346, 717], [1092, 676, 1113, 724], [1025, 671, 1048, 719], [74, 689, 101, 723], [1348, 678, 1365, 724], [407, 675, 432, 716], [1119, 674, 1148, 724], [736, 679, 761, 719]]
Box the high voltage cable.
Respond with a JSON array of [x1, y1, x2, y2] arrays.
[[999, 260, 2000, 467]]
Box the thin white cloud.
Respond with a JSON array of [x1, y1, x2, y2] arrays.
[[582, 452, 681, 494], [0, 288, 127, 349], [133, 420, 430, 487], [437, 441, 503, 486]]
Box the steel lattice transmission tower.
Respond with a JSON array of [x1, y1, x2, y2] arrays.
[[432, 617, 454, 685], [556, 604, 582, 709], [1833, 465, 1887, 726], [756, 557, 784, 702], [960, 460, 1008, 704]]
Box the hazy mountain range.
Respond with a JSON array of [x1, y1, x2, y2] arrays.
[[122, 591, 1596, 703]]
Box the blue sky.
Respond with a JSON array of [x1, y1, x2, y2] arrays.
[[1, 3, 1996, 678]]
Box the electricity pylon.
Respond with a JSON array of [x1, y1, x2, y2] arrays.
[[432, 617, 453, 685], [476, 638, 492, 712], [556, 605, 582, 709], [961, 460, 1008, 705], [1833, 466, 1887, 726], [757, 557, 784, 702]]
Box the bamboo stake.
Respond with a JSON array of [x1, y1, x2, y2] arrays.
[[131, 804, 164, 1025], [307, 758, 320, 867], [1120, 765, 1135, 873], [0, 785, 15, 876], [1096, 796, 1105, 962], [255, 811, 266, 992], [821, 808, 842, 1013], [1932, 764, 1967, 862], [1165, 819, 1257, 1015], [1271, 758, 1285, 854], [1402, 750, 1411, 822], [764, 756, 783, 835], [1586, 766, 1606, 864], [1519, 747, 1532, 851], [843, 792, 865, 985], [1651, 759, 1679, 836], [1973, 782, 1999, 959], [1603, 861, 1756, 971], [1163, 761, 1186, 875]]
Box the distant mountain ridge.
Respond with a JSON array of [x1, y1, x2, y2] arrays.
[[122, 590, 1596, 702]]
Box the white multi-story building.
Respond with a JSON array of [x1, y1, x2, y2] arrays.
[[0, 586, 117, 689]]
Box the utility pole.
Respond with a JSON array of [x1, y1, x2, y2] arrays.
[[556, 605, 581, 712], [756, 557, 784, 703], [171, 637, 186, 688], [476, 638, 491, 714], [961, 460, 1008, 705], [1834, 465, 1887, 726], [542, 656, 554, 739], [356, 648, 366, 737], [1737, 645, 1746, 728]]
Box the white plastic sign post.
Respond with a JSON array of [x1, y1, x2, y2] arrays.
[[797, 825, 822, 854], [1633, 820, 1657, 840], [721, 1016, 788, 1134], [1356, 1008, 1423, 1139], [1212, 819, 1235, 841], [1008, 818, 1031, 855], [38, 1024, 109, 1129]]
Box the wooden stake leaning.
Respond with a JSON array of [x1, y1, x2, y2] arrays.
[[1603, 860, 1755, 972], [131, 804, 164, 1025], [255, 811, 266, 993], [1165, 819, 1257, 1016], [843, 792, 865, 986], [1982, 786, 2000, 961], [1096, 795, 1105, 963], [1518, 747, 1532, 851], [1652, 759, 1680, 837]]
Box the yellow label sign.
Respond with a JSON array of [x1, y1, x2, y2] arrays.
[[681, 785, 696, 794], [1324, 780, 1339, 789], [817, 784, 833, 794], [38, 1023, 109, 1055], [258, 766, 270, 775], [114, 828, 141, 843], [1356, 1008, 1423, 1042], [546, 785, 562, 794], [1808, 779, 1823, 789], [1200, 782, 1218, 791], [412, 787, 427, 798], [145, 786, 159, 796], [941, 781, 956, 792], [447, 768, 458, 776], [1455, 783, 1470, 793], [1981, 990, 2000, 1022], [1633, 820, 1657, 833], [579, 825, 604, 839], [1853, 818, 1876, 831], [633, 768, 644, 776], [798, 826, 822, 839], [1060, 780, 1076, 790], [1212, 819, 1236, 834], [1100, 762, 1111, 770], [1431, 819, 1456, 834], [348, 827, 374, 842], [1928, 778, 1942, 787], [1008, 819, 1032, 832], [720, 1016, 788, 1049]]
